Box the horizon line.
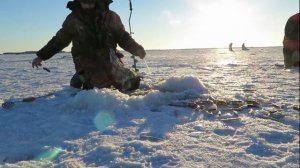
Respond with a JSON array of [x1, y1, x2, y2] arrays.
[[1, 45, 283, 54]]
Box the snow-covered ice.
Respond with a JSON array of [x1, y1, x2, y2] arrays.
[[0, 47, 299, 167]]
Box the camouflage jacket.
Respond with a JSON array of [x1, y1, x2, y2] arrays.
[[283, 13, 299, 52], [37, 9, 144, 73]]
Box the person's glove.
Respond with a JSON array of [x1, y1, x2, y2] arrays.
[[32, 57, 43, 68], [136, 48, 146, 59]]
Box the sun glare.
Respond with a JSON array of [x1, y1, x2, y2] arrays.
[[174, 0, 263, 49]]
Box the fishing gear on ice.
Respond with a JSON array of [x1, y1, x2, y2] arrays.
[[1, 92, 54, 110]]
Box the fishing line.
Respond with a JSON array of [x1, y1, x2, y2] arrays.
[[143, 59, 151, 74]]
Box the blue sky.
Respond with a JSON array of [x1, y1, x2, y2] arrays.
[[0, 0, 298, 52]]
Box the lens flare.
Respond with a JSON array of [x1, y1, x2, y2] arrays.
[[34, 147, 63, 161], [93, 111, 115, 131]]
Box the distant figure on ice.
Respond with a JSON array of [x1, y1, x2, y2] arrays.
[[283, 13, 299, 68], [242, 43, 249, 50], [31, 0, 146, 92], [229, 43, 233, 51]]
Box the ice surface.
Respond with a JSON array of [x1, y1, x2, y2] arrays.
[[0, 47, 299, 167]]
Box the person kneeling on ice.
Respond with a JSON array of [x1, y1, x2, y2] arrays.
[[32, 0, 146, 92], [241, 43, 249, 51], [283, 13, 299, 68]]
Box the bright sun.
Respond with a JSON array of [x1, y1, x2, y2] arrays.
[[172, 0, 263, 49]]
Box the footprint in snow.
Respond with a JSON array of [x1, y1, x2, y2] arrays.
[[246, 142, 277, 157], [139, 133, 165, 142], [259, 131, 295, 144], [213, 128, 236, 136]]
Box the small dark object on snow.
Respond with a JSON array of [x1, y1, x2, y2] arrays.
[[43, 67, 51, 72], [293, 105, 300, 111], [2, 101, 15, 109]]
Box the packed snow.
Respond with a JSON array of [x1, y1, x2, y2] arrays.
[[0, 47, 299, 167]]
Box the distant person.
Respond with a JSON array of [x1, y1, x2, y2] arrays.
[[31, 0, 146, 92], [229, 43, 233, 51], [242, 43, 249, 50], [283, 13, 299, 68]]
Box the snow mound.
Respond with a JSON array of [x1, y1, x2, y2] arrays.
[[64, 89, 130, 112], [62, 76, 210, 113], [156, 75, 208, 93]]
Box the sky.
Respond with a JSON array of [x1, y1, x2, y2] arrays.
[[0, 0, 299, 52]]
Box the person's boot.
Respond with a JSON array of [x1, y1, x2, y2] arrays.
[[123, 76, 141, 92], [70, 73, 83, 89], [82, 81, 94, 90]]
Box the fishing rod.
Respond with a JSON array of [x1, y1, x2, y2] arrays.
[[2, 92, 55, 110], [129, 0, 133, 36], [128, 0, 139, 72], [128, 0, 151, 74]]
